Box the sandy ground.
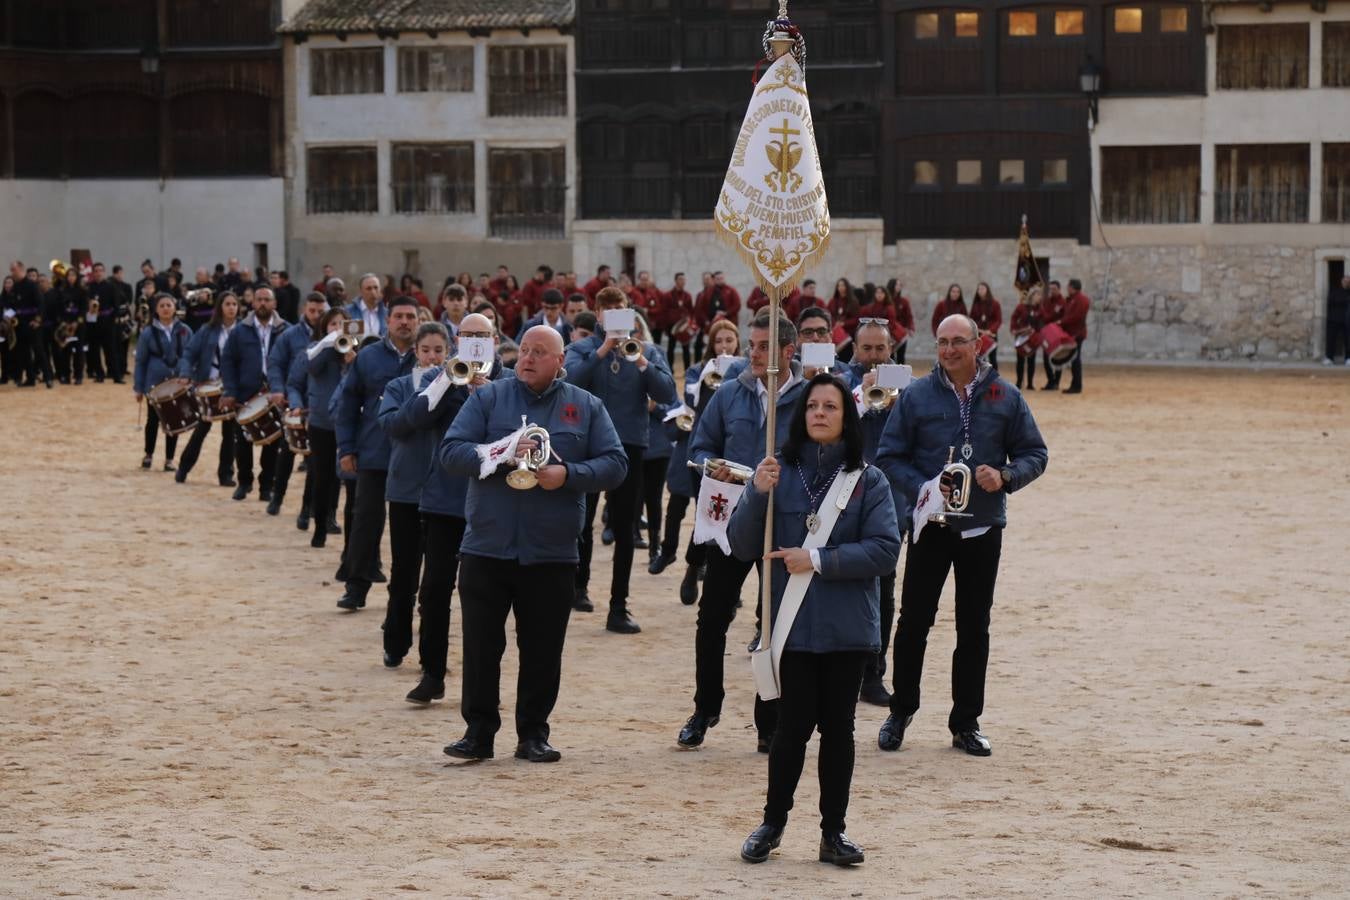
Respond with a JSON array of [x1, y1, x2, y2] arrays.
[[2, 364, 1349, 898]]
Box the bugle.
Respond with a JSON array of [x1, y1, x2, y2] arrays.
[[929, 446, 973, 526], [507, 425, 552, 490], [686, 457, 754, 484], [864, 384, 898, 411]]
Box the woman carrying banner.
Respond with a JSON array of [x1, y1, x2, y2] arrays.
[[727, 372, 900, 866]]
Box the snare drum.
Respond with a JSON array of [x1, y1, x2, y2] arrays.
[[976, 332, 998, 358], [147, 377, 201, 436], [194, 379, 234, 422], [1040, 322, 1078, 366], [236, 394, 285, 446], [283, 409, 311, 457], [1014, 329, 1042, 358]]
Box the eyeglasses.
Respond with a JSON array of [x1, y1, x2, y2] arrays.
[[858, 317, 890, 326], [458, 330, 493, 339], [798, 327, 830, 339], [935, 337, 975, 349]]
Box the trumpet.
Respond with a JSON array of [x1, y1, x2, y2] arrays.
[[50, 259, 69, 281], [929, 446, 973, 526], [686, 457, 755, 484], [447, 357, 490, 386], [675, 411, 694, 432], [54, 321, 80, 347], [506, 424, 552, 490], [621, 338, 643, 362], [335, 321, 376, 354], [701, 365, 723, 390], [864, 384, 898, 411]]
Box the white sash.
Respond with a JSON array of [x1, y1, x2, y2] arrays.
[[751, 465, 866, 701]]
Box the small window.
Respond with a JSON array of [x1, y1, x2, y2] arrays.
[[954, 12, 979, 38], [999, 159, 1025, 185], [397, 46, 474, 93], [1160, 7, 1188, 32], [1054, 10, 1084, 36], [488, 45, 568, 117], [1008, 11, 1037, 37], [392, 143, 475, 214], [914, 12, 939, 40], [311, 48, 384, 96], [956, 159, 982, 185], [913, 160, 939, 186], [1042, 158, 1069, 184], [306, 146, 379, 214], [1113, 8, 1143, 34], [489, 147, 566, 238]]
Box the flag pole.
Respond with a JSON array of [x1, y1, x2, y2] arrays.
[[759, 10, 795, 660]]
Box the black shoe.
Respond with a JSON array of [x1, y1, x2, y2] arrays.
[[444, 736, 494, 760], [819, 832, 865, 866], [325, 517, 341, 535], [141, 455, 153, 469], [162, 460, 176, 472], [649, 549, 678, 575], [219, 477, 236, 487], [878, 713, 913, 752], [258, 488, 272, 503], [232, 484, 250, 501], [18, 381, 35, 388], [606, 608, 641, 634], [952, 729, 992, 756], [679, 565, 699, 605], [572, 589, 593, 613], [514, 739, 562, 763], [406, 676, 445, 705], [44, 380, 53, 389], [740, 823, 784, 863], [859, 679, 891, 707], [296, 511, 310, 531], [372, 568, 387, 583], [1063, 385, 1082, 394], [266, 497, 282, 516], [336, 592, 365, 611], [1024, 382, 1035, 391], [174, 469, 188, 484], [383, 651, 402, 669], [113, 378, 126, 384], [310, 532, 326, 549], [747, 627, 762, 653], [677, 712, 719, 748], [601, 526, 614, 546], [633, 532, 649, 550], [757, 733, 773, 754], [297, 459, 308, 473]]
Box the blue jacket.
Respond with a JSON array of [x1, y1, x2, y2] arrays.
[[563, 334, 676, 448], [646, 401, 677, 462], [178, 322, 234, 383], [419, 359, 514, 518], [344, 299, 387, 337], [438, 376, 628, 564], [727, 442, 899, 654], [221, 313, 290, 401], [284, 349, 309, 410], [663, 364, 703, 497], [336, 337, 415, 471], [689, 362, 806, 470], [725, 354, 852, 384], [295, 343, 346, 432], [267, 321, 314, 396], [516, 311, 571, 345], [877, 363, 1048, 535], [134, 321, 192, 394], [378, 368, 454, 505]]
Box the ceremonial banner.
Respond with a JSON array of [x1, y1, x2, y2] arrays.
[[714, 42, 830, 302], [1013, 216, 1043, 298], [692, 475, 748, 555]]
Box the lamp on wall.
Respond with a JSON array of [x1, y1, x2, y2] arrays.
[[139, 45, 160, 76], [1079, 57, 1102, 128]]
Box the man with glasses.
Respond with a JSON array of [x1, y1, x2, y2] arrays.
[[876, 314, 1047, 757]]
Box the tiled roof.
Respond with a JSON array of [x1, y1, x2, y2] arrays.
[[279, 0, 574, 35]]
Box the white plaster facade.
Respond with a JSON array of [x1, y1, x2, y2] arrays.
[[283, 30, 576, 288], [0, 177, 285, 276]]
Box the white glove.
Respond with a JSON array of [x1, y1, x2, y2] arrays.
[[306, 330, 339, 360], [2, 308, 14, 320], [421, 367, 453, 411]]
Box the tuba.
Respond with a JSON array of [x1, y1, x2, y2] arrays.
[[929, 446, 973, 526], [447, 357, 490, 386], [864, 384, 898, 411], [686, 457, 754, 484], [507, 425, 552, 489]]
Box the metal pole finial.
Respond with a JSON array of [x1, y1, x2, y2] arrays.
[[778, 1, 789, 18]]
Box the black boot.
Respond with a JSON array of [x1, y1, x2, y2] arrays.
[[740, 823, 784, 863], [606, 600, 640, 634], [678, 565, 699, 605]]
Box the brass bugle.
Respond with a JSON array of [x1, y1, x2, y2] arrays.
[[701, 365, 723, 390], [506, 424, 552, 490], [929, 446, 973, 526], [686, 457, 754, 484], [621, 338, 643, 362], [675, 411, 694, 432], [447, 357, 488, 386], [864, 384, 898, 411]]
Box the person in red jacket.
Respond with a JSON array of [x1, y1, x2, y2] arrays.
[[882, 278, 916, 363], [970, 281, 1003, 372], [747, 283, 803, 323], [582, 265, 612, 305], [661, 271, 696, 369], [488, 264, 512, 299], [517, 265, 553, 317], [631, 270, 667, 345], [1039, 281, 1066, 390], [1010, 287, 1043, 391], [1058, 278, 1090, 394], [826, 278, 855, 327], [858, 284, 911, 361], [931, 283, 968, 336]]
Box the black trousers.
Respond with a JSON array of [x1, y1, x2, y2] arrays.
[[382, 500, 425, 661], [890, 526, 1002, 733], [308, 427, 338, 539], [693, 545, 776, 735], [667, 333, 692, 371], [640, 455, 668, 545], [764, 651, 868, 833], [986, 347, 999, 372], [458, 554, 575, 744], [893, 341, 907, 365], [343, 469, 389, 600], [576, 443, 644, 609], [54, 337, 84, 382], [1043, 343, 1082, 388], [178, 418, 236, 483], [417, 513, 466, 680], [1015, 350, 1038, 388], [1326, 315, 1349, 359], [16, 327, 52, 385], [271, 446, 295, 503], [862, 572, 897, 685], [89, 319, 122, 381], [235, 433, 279, 492], [143, 406, 180, 460]]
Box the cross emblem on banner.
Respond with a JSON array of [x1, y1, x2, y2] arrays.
[[764, 118, 803, 193]]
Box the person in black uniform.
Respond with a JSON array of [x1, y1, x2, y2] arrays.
[[86, 262, 125, 383], [8, 262, 52, 388]]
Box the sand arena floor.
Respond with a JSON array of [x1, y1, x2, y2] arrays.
[[2, 365, 1348, 897]]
